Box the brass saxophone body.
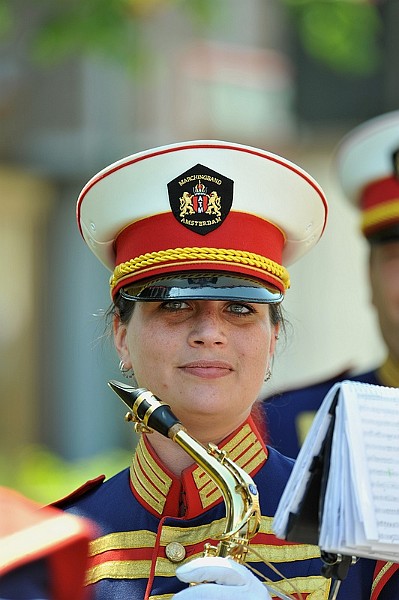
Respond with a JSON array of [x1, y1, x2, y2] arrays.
[[108, 380, 261, 563]]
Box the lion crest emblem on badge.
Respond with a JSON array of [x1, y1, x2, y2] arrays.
[[167, 164, 233, 235]]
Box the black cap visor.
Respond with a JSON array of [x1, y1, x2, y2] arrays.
[[368, 223, 399, 245], [119, 272, 284, 304]]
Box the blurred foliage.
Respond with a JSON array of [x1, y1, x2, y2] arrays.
[[282, 0, 382, 75], [0, 0, 216, 71], [0, 0, 12, 38], [0, 0, 382, 75], [0, 444, 132, 504]]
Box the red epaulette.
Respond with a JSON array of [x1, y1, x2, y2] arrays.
[[371, 560, 399, 600], [51, 474, 106, 509], [0, 486, 97, 600]]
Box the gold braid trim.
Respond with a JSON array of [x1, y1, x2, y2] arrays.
[[362, 198, 399, 233], [110, 247, 290, 291], [371, 561, 395, 596]]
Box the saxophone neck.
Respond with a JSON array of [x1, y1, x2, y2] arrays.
[[173, 428, 261, 547]]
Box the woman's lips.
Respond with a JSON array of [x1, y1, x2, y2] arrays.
[[180, 361, 234, 379]]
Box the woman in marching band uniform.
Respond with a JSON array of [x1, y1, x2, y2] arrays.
[[55, 141, 398, 599]]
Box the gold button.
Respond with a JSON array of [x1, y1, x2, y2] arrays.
[[165, 541, 186, 563]]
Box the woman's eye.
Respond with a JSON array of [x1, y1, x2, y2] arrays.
[[161, 300, 189, 311], [227, 303, 253, 315]]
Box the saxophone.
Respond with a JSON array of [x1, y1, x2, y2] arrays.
[[108, 380, 261, 563]]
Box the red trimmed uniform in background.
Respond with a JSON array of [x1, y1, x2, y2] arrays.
[[53, 418, 396, 600], [0, 487, 95, 600], [262, 111, 399, 596]]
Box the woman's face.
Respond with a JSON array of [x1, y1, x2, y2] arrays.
[[114, 299, 278, 437]]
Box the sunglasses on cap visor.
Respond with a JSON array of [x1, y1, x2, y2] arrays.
[[119, 273, 284, 303]]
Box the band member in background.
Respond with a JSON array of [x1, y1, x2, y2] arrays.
[[52, 140, 397, 599], [263, 110, 399, 460], [0, 486, 95, 600]]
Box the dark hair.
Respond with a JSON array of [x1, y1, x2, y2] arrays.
[[111, 294, 136, 325]]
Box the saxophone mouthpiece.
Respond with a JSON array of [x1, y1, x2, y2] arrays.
[[108, 380, 182, 438], [108, 379, 143, 411]]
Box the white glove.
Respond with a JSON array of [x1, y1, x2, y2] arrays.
[[173, 556, 272, 599]]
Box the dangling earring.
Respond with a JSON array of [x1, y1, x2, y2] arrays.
[[119, 359, 134, 379], [264, 368, 272, 382]]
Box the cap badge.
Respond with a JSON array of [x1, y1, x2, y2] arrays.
[[167, 164, 233, 235], [393, 148, 399, 180]]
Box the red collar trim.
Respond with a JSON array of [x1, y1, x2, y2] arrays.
[[129, 417, 268, 518]]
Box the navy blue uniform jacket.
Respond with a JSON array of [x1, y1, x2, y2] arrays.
[[54, 416, 397, 600]]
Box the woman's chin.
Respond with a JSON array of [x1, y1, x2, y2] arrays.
[[178, 402, 248, 435]]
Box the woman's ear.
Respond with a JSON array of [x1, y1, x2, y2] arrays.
[[270, 322, 280, 355], [113, 314, 131, 367]]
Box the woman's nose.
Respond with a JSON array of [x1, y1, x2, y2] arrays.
[[188, 308, 227, 346]]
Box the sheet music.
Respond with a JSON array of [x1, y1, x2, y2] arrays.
[[340, 382, 399, 559], [273, 380, 399, 562]]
